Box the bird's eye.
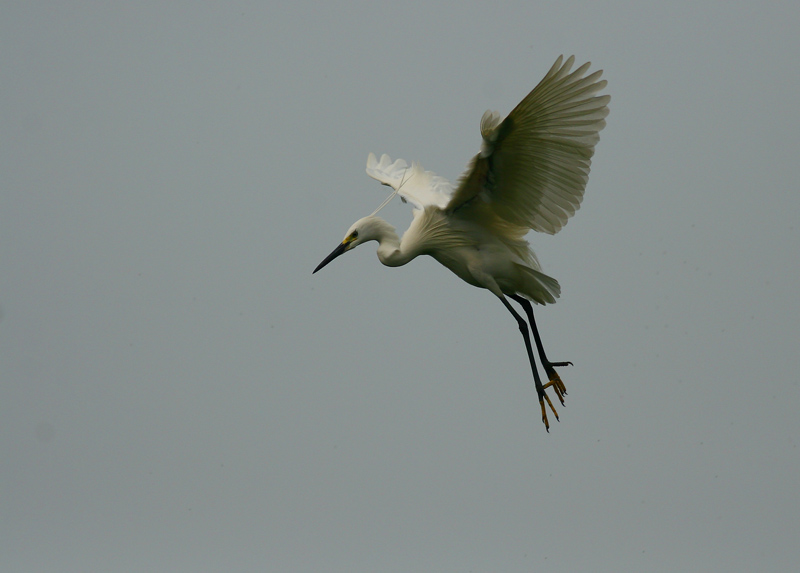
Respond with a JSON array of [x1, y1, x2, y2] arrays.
[[351, 230, 358, 239]]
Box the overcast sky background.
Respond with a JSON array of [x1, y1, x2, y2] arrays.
[[2, 1, 799, 571]]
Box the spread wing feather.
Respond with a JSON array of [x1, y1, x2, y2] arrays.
[[366, 152, 453, 211], [446, 55, 610, 235]]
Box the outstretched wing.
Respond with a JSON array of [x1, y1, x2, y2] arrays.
[[366, 152, 453, 211], [446, 55, 610, 234]]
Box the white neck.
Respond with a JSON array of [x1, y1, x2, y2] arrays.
[[366, 218, 414, 268]]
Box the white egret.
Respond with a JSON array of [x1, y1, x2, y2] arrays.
[[314, 55, 609, 431]]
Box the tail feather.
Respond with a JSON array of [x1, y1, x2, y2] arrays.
[[515, 264, 561, 305]]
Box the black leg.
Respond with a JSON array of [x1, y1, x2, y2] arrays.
[[509, 294, 570, 405], [499, 296, 559, 431]]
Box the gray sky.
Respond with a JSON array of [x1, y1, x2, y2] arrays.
[[2, 1, 799, 571]]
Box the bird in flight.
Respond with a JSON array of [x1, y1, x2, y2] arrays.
[[314, 55, 609, 431]]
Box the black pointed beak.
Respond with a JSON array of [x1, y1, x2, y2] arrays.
[[313, 241, 348, 274]]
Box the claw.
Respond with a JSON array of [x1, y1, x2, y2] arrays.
[[544, 364, 568, 404], [543, 378, 567, 407], [543, 380, 565, 406], [544, 392, 559, 421], [539, 389, 561, 432], [539, 398, 550, 432]]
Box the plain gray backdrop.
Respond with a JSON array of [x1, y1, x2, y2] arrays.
[[2, 1, 799, 571]]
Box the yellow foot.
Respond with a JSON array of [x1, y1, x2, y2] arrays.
[[540, 367, 568, 431], [543, 368, 567, 406], [539, 392, 560, 432]]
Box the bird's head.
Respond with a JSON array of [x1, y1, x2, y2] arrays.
[[313, 215, 394, 274]]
